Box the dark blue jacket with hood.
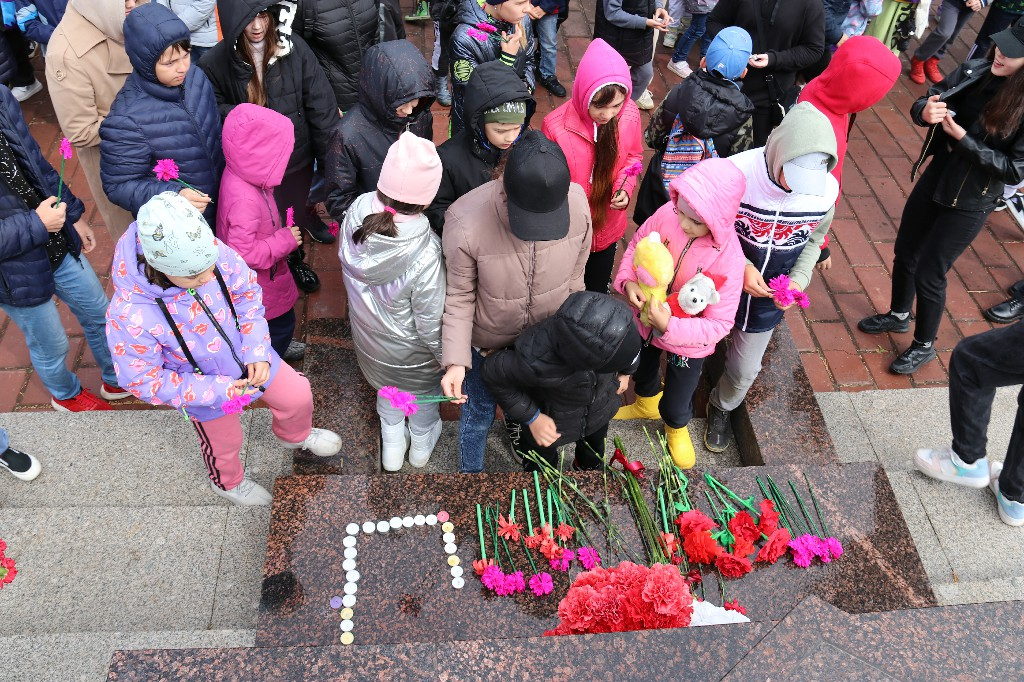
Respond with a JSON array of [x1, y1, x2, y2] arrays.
[[99, 2, 223, 226]]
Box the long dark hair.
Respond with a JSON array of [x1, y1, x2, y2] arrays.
[[235, 11, 278, 107], [589, 84, 626, 230], [352, 191, 429, 244], [138, 255, 174, 289], [981, 45, 1024, 139]]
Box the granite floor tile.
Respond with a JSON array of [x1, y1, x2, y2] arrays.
[[883, 470, 954, 586], [211, 506, 273, 630], [815, 392, 876, 464]]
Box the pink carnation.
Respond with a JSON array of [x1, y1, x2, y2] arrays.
[[481, 564, 505, 591], [377, 385, 419, 417], [824, 537, 844, 560], [577, 546, 601, 570], [153, 158, 180, 181], [59, 137, 73, 160], [529, 571, 554, 596], [624, 161, 643, 177], [787, 534, 818, 568], [286, 206, 295, 227], [221, 394, 253, 415], [328, 221, 340, 237], [550, 548, 575, 572], [475, 21, 497, 32], [466, 27, 488, 41], [504, 570, 526, 594]]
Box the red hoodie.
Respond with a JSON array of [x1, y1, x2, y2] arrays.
[[798, 35, 900, 194]]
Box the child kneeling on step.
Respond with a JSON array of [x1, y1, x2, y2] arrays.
[[106, 193, 342, 506], [612, 157, 746, 468], [482, 291, 643, 471], [338, 132, 446, 472]]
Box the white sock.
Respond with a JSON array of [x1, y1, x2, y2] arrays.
[[890, 311, 910, 321]]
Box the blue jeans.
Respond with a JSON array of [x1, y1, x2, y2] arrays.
[[0, 428, 8, 452], [672, 12, 710, 63], [535, 13, 559, 79], [0, 254, 117, 400], [458, 348, 497, 473]]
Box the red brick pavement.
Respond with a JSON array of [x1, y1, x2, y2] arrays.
[[1, 3, 1018, 410]]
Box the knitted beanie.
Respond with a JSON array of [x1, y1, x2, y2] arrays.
[[483, 100, 527, 124], [137, 192, 219, 277], [377, 131, 443, 206]]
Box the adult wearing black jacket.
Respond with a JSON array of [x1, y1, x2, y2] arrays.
[[427, 61, 534, 234], [707, 0, 824, 145], [324, 40, 434, 221], [200, 0, 338, 243], [291, 0, 405, 112], [859, 34, 1024, 375], [482, 292, 642, 470]]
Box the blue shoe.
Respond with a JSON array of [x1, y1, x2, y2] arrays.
[[989, 462, 1024, 527], [914, 447, 990, 489]]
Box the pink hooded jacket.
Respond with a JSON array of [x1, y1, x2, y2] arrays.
[[613, 158, 746, 358], [541, 39, 643, 253], [217, 103, 300, 320]]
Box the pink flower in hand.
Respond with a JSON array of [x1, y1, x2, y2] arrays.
[[286, 206, 295, 227], [624, 161, 643, 177], [529, 572, 554, 596], [59, 137, 73, 160], [328, 221, 340, 237], [475, 21, 497, 32], [153, 158, 180, 181], [221, 394, 253, 415]]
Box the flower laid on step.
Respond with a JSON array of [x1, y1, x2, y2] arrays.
[[0, 539, 16, 589], [378, 386, 457, 417], [768, 273, 810, 309], [529, 571, 554, 596], [56, 137, 73, 205], [723, 599, 747, 616], [153, 158, 212, 202]]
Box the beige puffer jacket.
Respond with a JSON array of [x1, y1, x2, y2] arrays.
[[441, 180, 592, 369]]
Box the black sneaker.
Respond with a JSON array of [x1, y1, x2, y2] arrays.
[[858, 312, 910, 334], [704, 403, 731, 453], [984, 295, 1024, 324], [539, 75, 567, 98], [0, 447, 41, 481], [304, 219, 336, 245], [889, 341, 936, 375]]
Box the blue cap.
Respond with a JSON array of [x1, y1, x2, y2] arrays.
[[705, 26, 753, 81]]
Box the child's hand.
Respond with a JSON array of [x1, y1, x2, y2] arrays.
[[528, 5, 545, 19], [529, 413, 561, 447], [616, 374, 630, 395], [743, 263, 772, 298], [501, 21, 524, 56], [646, 7, 671, 28], [610, 190, 629, 209], [441, 364, 468, 404], [180, 187, 211, 212], [624, 281, 647, 310], [290, 224, 303, 246], [773, 281, 803, 311], [816, 255, 832, 272], [246, 361, 271, 387], [648, 300, 671, 333], [748, 54, 769, 69]]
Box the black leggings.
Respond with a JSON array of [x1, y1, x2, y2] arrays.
[[268, 309, 296, 357], [633, 343, 704, 429], [584, 244, 617, 293], [890, 163, 989, 343], [519, 422, 609, 470]]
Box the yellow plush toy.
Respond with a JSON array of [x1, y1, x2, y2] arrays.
[[632, 232, 675, 326]]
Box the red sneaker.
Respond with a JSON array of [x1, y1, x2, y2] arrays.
[[100, 382, 132, 400], [908, 57, 926, 85], [924, 57, 944, 84], [51, 388, 112, 412]]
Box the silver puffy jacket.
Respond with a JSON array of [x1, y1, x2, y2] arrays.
[[338, 192, 445, 394]]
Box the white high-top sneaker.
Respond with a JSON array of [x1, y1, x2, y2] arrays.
[[211, 477, 272, 505], [281, 428, 343, 458], [408, 419, 442, 468], [381, 419, 409, 472]]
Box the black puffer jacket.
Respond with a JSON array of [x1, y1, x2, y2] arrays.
[[708, 0, 824, 109], [449, 0, 535, 136], [910, 59, 1024, 212], [200, 0, 337, 175], [634, 70, 753, 225], [427, 61, 534, 234], [292, 0, 405, 111], [0, 30, 15, 86], [482, 292, 640, 447], [324, 39, 434, 220]]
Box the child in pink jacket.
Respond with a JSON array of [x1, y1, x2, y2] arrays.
[[218, 103, 303, 361], [612, 157, 746, 468], [541, 38, 643, 293]]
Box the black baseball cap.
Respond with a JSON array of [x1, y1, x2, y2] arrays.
[[503, 130, 571, 241], [993, 17, 1024, 59]]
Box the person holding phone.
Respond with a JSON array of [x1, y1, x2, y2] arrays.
[[859, 19, 1024, 375]]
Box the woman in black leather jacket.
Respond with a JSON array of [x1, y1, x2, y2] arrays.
[[859, 22, 1024, 375]]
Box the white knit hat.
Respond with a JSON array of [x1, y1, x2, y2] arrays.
[[137, 192, 219, 277]]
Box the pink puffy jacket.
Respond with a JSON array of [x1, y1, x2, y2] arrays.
[[217, 103, 300, 320], [541, 39, 643, 253], [613, 158, 747, 358]]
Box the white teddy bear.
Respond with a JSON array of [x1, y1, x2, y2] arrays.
[[675, 271, 720, 317]]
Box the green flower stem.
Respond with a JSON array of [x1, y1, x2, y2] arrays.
[[804, 474, 830, 537], [534, 471, 545, 528], [523, 488, 533, 533], [547, 488, 553, 531], [492, 504, 517, 571], [485, 506, 501, 570], [789, 480, 820, 536], [509, 489, 517, 524], [520, 537, 538, 573], [768, 476, 805, 535], [658, 487, 669, 534], [705, 474, 759, 516], [476, 503, 486, 560], [56, 158, 65, 205]]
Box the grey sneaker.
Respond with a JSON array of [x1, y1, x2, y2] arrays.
[[211, 477, 272, 505], [989, 462, 1024, 526], [636, 89, 655, 111], [914, 446, 990, 489], [11, 80, 42, 102], [282, 339, 306, 362], [282, 427, 343, 458]]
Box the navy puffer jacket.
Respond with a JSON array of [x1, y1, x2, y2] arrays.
[[99, 2, 224, 226], [0, 29, 15, 86], [0, 85, 85, 307]]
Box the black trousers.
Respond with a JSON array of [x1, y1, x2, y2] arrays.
[[519, 421, 608, 470], [6, 29, 34, 88], [633, 343, 705, 429], [751, 105, 784, 147], [890, 163, 988, 343], [276, 164, 316, 231], [584, 243, 617, 293], [268, 309, 296, 357], [949, 321, 1024, 502]]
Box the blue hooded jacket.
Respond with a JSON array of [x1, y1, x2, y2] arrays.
[[0, 84, 85, 307], [99, 2, 223, 226]]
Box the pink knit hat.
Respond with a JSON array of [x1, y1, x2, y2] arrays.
[[377, 131, 443, 206]]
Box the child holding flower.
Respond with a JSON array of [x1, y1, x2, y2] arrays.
[[106, 192, 342, 506], [542, 39, 644, 293]]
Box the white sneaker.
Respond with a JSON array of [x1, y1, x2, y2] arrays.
[[0, 447, 41, 482], [381, 419, 409, 472], [914, 446, 990, 489], [11, 80, 43, 102], [211, 477, 272, 505], [667, 60, 692, 79], [408, 419, 442, 468], [636, 89, 656, 110], [989, 462, 1024, 527], [281, 428, 342, 458]]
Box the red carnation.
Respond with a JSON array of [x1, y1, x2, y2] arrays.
[[674, 510, 716, 537], [724, 599, 747, 616], [732, 533, 755, 559], [728, 511, 761, 544], [758, 498, 780, 535], [715, 551, 753, 579], [682, 530, 722, 564], [755, 527, 792, 564]]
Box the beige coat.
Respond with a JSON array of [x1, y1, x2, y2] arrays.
[[45, 1, 135, 237], [440, 180, 593, 369]]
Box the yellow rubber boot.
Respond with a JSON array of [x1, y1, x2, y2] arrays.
[[665, 425, 696, 469], [613, 391, 663, 421]]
